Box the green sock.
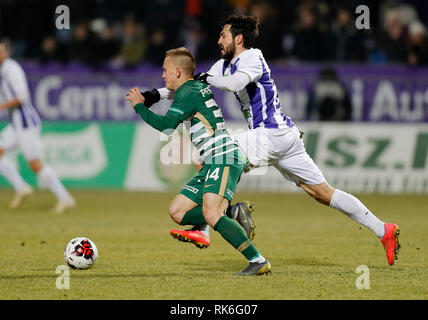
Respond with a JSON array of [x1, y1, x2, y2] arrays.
[[213, 215, 260, 261], [225, 204, 234, 218], [180, 206, 206, 226]]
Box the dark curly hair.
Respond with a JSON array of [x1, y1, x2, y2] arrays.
[[223, 15, 259, 49]]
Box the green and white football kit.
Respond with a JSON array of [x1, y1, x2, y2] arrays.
[[134, 80, 246, 204], [133, 80, 270, 274]]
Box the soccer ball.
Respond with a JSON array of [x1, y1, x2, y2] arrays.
[[64, 237, 98, 269]]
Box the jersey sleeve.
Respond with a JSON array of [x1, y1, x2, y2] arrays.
[[157, 87, 175, 100], [4, 62, 30, 103], [134, 103, 182, 134], [168, 87, 196, 121], [206, 59, 225, 77], [207, 71, 250, 92], [133, 87, 195, 135], [236, 52, 263, 83]]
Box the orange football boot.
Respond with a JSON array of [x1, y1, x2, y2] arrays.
[[170, 227, 210, 249], [381, 223, 400, 266]]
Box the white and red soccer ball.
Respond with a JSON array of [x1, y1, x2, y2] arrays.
[[64, 237, 98, 269]]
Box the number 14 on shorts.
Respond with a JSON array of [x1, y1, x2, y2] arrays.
[[205, 167, 220, 181]]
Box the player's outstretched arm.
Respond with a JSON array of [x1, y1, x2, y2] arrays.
[[200, 71, 250, 92], [139, 89, 160, 108], [143, 87, 176, 101], [0, 97, 21, 110], [193, 72, 211, 84], [157, 88, 175, 100], [125, 87, 181, 135]]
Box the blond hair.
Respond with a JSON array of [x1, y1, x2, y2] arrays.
[[165, 47, 195, 76]]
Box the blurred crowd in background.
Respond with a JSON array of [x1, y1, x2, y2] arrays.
[[0, 0, 428, 68]]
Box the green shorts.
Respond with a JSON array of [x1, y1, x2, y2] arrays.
[[180, 162, 244, 206]]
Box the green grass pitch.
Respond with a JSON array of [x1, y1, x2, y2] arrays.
[[0, 189, 427, 300]]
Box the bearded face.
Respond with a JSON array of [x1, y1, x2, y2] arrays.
[[218, 24, 237, 61], [220, 41, 236, 61]]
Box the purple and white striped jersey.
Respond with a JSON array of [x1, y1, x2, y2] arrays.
[[0, 58, 41, 129], [207, 48, 294, 130]]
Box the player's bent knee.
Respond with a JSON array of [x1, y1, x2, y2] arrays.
[[168, 205, 184, 224], [28, 159, 43, 173]]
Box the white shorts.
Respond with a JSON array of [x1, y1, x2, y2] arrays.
[[0, 124, 44, 161], [233, 126, 326, 186]]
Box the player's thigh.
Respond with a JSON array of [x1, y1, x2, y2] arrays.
[[168, 193, 199, 223], [28, 158, 43, 173], [234, 127, 301, 168], [178, 164, 207, 206], [0, 125, 18, 154], [233, 128, 270, 167], [274, 133, 326, 186], [202, 163, 243, 203], [201, 163, 243, 225], [16, 126, 44, 162]]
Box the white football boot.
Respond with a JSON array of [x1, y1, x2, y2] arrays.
[[10, 184, 33, 209]]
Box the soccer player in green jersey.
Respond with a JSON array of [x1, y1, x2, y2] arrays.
[[125, 47, 271, 276]]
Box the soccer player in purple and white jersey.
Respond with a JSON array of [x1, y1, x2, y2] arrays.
[[0, 40, 75, 213], [145, 15, 400, 266]]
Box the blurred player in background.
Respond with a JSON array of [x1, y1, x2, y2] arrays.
[[0, 40, 75, 213], [145, 15, 400, 266], [125, 47, 270, 275]]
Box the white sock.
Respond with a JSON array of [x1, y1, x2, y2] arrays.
[[330, 189, 385, 239], [0, 156, 26, 191], [38, 166, 71, 201], [250, 255, 266, 264], [199, 224, 210, 237]]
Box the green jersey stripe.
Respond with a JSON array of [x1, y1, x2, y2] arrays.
[[201, 141, 236, 158], [203, 147, 239, 160], [194, 112, 214, 136], [189, 122, 204, 134], [205, 98, 217, 108], [196, 133, 230, 152], [170, 107, 184, 115], [167, 80, 243, 165], [190, 120, 225, 138], [191, 124, 211, 141], [193, 132, 212, 145]]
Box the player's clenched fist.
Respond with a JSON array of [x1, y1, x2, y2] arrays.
[[125, 87, 145, 107]]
